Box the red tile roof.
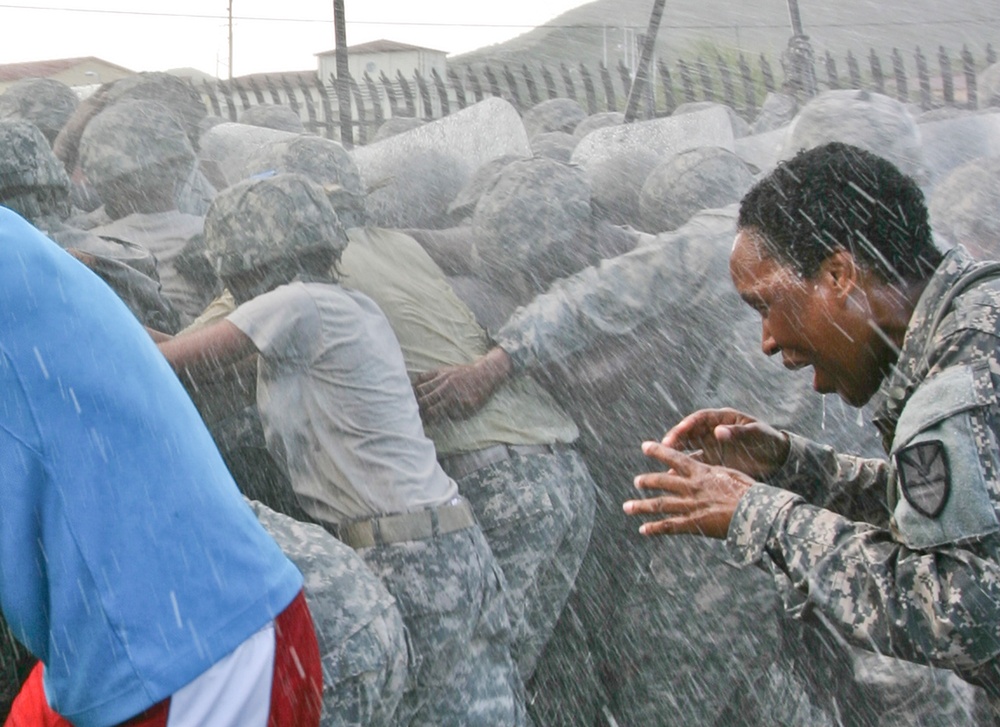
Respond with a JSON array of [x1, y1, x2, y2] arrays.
[[0, 56, 133, 83]]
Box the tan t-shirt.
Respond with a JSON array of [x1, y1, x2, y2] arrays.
[[341, 227, 579, 456]]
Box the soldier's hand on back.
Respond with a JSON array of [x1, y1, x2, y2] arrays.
[[414, 346, 513, 423], [661, 408, 790, 480]]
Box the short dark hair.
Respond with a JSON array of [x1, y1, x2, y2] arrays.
[[738, 142, 941, 283]]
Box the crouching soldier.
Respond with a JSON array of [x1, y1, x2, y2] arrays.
[[157, 173, 525, 726]]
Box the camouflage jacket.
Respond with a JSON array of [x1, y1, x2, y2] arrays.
[[727, 247, 1000, 685], [491, 206, 872, 449]]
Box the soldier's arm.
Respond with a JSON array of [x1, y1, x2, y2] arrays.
[[414, 210, 735, 420], [157, 320, 258, 387], [726, 484, 1000, 674], [494, 212, 731, 371], [765, 433, 891, 526]]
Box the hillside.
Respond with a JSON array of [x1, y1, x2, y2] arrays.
[[453, 0, 998, 69]]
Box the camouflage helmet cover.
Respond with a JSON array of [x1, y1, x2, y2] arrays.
[[0, 78, 79, 143], [0, 119, 70, 192], [204, 172, 349, 278], [241, 135, 366, 226], [78, 99, 196, 187], [104, 72, 207, 144]]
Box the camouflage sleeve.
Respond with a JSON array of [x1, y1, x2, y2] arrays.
[[767, 433, 891, 526], [494, 209, 737, 370], [727, 483, 1000, 672]]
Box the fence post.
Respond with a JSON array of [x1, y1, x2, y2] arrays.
[[431, 68, 451, 117], [915, 47, 932, 110], [891, 48, 908, 103], [264, 76, 282, 105], [987, 43, 997, 66], [523, 64, 541, 106], [718, 55, 736, 109], [218, 81, 239, 120], [846, 50, 861, 88], [962, 45, 977, 109], [234, 80, 252, 112], [869, 49, 885, 94], [599, 62, 617, 111], [541, 64, 558, 99], [658, 58, 677, 114], [397, 70, 417, 117], [696, 57, 716, 101], [824, 51, 840, 89], [759, 54, 775, 93], [363, 72, 385, 129], [413, 70, 433, 119], [299, 79, 320, 134], [560, 63, 577, 101], [313, 76, 335, 138], [738, 54, 756, 118], [201, 81, 223, 117], [502, 64, 523, 110], [280, 76, 300, 115], [448, 67, 468, 110], [348, 74, 367, 144], [575, 63, 595, 113], [466, 66, 485, 103], [939, 46, 954, 104], [247, 77, 266, 104], [617, 61, 633, 102], [379, 71, 401, 116], [483, 65, 502, 98], [678, 59, 696, 102]]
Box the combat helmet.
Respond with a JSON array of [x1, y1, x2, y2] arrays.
[[103, 72, 207, 147], [78, 99, 196, 190], [0, 78, 79, 144], [639, 146, 755, 233], [780, 89, 923, 178], [470, 156, 593, 297], [204, 172, 349, 280], [242, 135, 367, 228], [0, 119, 71, 193]]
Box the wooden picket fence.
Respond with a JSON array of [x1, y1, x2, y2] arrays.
[[195, 42, 997, 148]]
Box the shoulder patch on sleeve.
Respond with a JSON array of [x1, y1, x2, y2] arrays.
[[896, 439, 950, 518]]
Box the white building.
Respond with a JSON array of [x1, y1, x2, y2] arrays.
[[317, 40, 448, 84]]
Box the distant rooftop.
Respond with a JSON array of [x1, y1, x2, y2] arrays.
[[0, 56, 133, 83], [316, 40, 447, 57]]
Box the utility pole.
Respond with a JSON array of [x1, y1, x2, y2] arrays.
[[333, 0, 353, 148], [624, 0, 666, 122], [227, 0, 234, 80], [783, 0, 816, 99]]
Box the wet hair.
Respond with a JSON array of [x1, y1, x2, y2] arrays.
[[738, 142, 941, 284]]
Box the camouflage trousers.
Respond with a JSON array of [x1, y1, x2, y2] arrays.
[[250, 501, 409, 727], [358, 522, 527, 727], [447, 447, 596, 681]]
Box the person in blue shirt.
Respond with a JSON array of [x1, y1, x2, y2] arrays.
[[0, 205, 321, 727]]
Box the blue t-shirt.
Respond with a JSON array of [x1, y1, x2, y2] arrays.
[[0, 208, 302, 726]]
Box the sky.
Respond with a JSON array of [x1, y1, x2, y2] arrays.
[[0, 1, 591, 78]]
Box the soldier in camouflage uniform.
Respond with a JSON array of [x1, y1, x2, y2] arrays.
[[0, 118, 180, 332], [231, 138, 597, 689], [248, 499, 408, 727], [78, 99, 217, 325], [157, 174, 525, 727], [416, 160, 979, 722], [627, 142, 1000, 718]]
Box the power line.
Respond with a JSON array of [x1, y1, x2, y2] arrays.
[[0, 3, 995, 31]]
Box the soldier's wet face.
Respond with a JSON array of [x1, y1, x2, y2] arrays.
[[729, 228, 889, 407]]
